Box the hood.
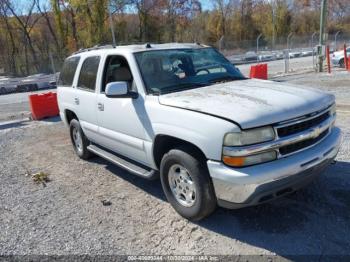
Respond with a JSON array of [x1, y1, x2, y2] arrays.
[[158, 79, 334, 129], [333, 50, 345, 57]]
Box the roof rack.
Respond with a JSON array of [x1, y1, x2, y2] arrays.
[[72, 44, 115, 55]]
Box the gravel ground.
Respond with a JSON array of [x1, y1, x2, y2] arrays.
[[0, 89, 54, 122], [273, 70, 350, 109], [1, 72, 350, 258]]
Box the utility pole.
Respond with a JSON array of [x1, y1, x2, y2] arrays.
[[108, 0, 116, 47], [272, 1, 276, 50], [318, 0, 328, 72]]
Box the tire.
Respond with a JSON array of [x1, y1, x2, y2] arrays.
[[69, 119, 92, 160], [339, 59, 345, 68], [0, 87, 6, 95], [29, 84, 38, 91], [160, 146, 217, 221]]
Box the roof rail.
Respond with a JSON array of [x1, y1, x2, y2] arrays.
[[72, 44, 115, 55]]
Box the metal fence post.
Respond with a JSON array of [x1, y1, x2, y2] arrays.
[[334, 31, 341, 51], [285, 33, 293, 73], [256, 33, 263, 62], [311, 32, 317, 69]]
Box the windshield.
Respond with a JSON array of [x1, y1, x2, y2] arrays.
[[134, 47, 245, 94]]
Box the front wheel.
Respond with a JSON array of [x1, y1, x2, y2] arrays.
[[160, 146, 217, 221], [339, 59, 345, 68], [69, 119, 92, 160]]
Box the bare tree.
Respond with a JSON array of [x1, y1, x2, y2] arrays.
[[0, 2, 18, 75], [4, 0, 42, 73], [35, 0, 62, 58]]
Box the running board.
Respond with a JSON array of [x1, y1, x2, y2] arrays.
[[87, 144, 158, 180]]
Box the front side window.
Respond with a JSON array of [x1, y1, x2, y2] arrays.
[[77, 56, 100, 91], [58, 56, 80, 86], [102, 55, 133, 93], [134, 47, 245, 94]]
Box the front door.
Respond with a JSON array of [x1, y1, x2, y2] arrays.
[[96, 55, 149, 165]]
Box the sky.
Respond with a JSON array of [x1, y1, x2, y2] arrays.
[[200, 0, 214, 11], [12, 0, 215, 11]]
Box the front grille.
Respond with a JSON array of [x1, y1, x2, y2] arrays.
[[279, 129, 329, 155], [277, 111, 330, 137]]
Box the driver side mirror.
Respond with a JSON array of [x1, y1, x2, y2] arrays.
[[105, 81, 138, 98]]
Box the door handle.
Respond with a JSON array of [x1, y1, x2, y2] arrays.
[[74, 98, 79, 105], [98, 102, 104, 111]]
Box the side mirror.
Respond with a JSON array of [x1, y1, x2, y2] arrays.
[[105, 82, 128, 97], [105, 81, 138, 98]]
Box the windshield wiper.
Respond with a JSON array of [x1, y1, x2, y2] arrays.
[[161, 82, 209, 94], [210, 75, 247, 83]]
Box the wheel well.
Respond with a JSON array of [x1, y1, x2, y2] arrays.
[[65, 110, 78, 124], [153, 135, 207, 169]]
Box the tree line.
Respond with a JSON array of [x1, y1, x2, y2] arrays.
[[0, 0, 349, 76]]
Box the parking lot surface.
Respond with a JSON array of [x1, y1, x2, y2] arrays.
[[1, 72, 350, 258]]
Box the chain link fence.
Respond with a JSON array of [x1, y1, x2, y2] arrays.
[[0, 33, 349, 94]]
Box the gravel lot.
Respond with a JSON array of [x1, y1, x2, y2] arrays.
[[1, 71, 350, 258]]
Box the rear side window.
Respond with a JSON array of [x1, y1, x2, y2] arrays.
[[58, 56, 80, 86], [77, 56, 100, 91]]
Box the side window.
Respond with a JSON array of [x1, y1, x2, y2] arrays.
[[58, 56, 80, 86], [102, 55, 133, 92], [77, 56, 100, 91]]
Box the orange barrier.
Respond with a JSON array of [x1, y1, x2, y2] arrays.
[[29, 92, 59, 120], [250, 64, 268, 80]]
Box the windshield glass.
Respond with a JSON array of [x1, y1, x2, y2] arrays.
[[134, 47, 245, 94]]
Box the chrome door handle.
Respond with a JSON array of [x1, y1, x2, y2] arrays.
[[98, 103, 104, 111], [74, 98, 79, 105]]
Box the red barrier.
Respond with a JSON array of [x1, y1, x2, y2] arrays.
[[250, 64, 268, 80], [29, 92, 59, 120]]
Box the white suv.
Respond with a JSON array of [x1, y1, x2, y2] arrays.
[[57, 43, 341, 220]]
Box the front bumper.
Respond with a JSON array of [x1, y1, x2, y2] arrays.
[[208, 127, 341, 208]]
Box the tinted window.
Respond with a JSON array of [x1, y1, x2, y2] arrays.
[[77, 56, 100, 91], [58, 56, 80, 86]]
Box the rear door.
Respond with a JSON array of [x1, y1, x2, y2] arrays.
[[74, 55, 101, 143], [57, 56, 80, 123]]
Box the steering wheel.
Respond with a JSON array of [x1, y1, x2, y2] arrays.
[[196, 69, 210, 75]]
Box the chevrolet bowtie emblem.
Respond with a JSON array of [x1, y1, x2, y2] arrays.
[[312, 127, 322, 138]]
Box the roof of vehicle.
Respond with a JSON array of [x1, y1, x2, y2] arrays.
[[69, 43, 210, 57]]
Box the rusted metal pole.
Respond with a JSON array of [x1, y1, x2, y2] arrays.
[[326, 45, 331, 73], [344, 44, 348, 70]]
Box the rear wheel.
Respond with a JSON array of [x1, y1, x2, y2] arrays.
[[69, 119, 92, 160], [160, 146, 217, 221]]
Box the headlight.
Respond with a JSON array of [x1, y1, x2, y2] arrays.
[[223, 151, 277, 167], [330, 103, 336, 116], [224, 126, 275, 146]]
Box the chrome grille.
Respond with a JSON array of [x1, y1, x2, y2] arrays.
[[277, 111, 330, 137], [279, 129, 329, 155]]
